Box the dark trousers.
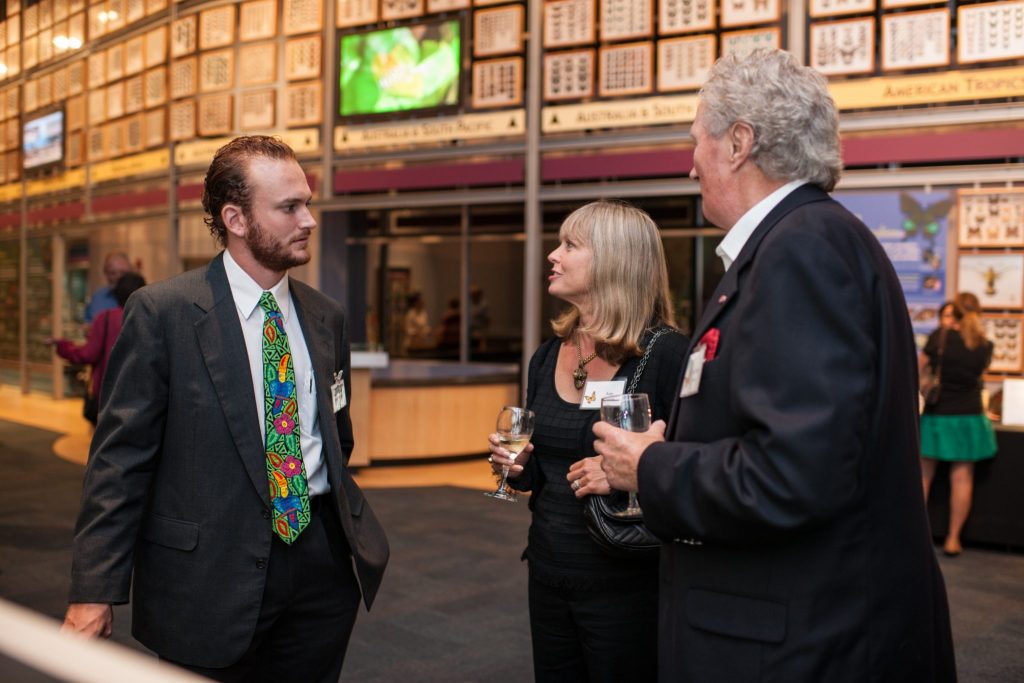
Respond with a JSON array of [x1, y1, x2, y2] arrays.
[[528, 573, 658, 683], [169, 497, 361, 683]]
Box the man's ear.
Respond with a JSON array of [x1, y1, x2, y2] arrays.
[[728, 121, 755, 169], [222, 204, 247, 239]]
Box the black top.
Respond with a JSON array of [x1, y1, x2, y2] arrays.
[[923, 328, 992, 416], [511, 327, 689, 589]]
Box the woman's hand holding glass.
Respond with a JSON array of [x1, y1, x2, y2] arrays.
[[487, 432, 534, 478], [485, 406, 535, 502], [567, 456, 612, 498]]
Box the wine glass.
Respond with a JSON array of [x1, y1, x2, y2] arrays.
[[485, 406, 535, 503], [600, 393, 651, 517]]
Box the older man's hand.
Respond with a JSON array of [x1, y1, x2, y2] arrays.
[[593, 419, 667, 492]]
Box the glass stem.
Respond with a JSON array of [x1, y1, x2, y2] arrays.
[[628, 492, 639, 511], [496, 465, 511, 493]]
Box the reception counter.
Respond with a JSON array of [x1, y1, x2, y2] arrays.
[[927, 425, 1024, 549], [348, 354, 520, 466]]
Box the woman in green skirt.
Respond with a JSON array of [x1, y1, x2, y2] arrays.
[[920, 292, 998, 556]]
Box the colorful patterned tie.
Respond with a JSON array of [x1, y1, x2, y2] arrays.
[[259, 291, 310, 544]]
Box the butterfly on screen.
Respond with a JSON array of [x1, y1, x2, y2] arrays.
[[900, 193, 953, 267]]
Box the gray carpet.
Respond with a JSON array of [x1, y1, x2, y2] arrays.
[[0, 418, 1022, 682]]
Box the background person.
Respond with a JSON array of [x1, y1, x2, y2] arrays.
[[402, 291, 432, 353], [593, 49, 955, 681], [84, 252, 132, 323], [920, 292, 998, 557], [62, 136, 389, 683], [51, 272, 146, 425], [487, 199, 688, 682]]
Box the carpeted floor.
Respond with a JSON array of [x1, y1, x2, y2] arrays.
[[0, 418, 1022, 682]]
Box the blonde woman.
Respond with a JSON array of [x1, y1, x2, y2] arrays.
[[487, 199, 688, 682], [920, 292, 998, 556]]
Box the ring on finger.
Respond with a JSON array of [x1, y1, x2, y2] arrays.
[[571, 479, 581, 491], [487, 455, 494, 463]]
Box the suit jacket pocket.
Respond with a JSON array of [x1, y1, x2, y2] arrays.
[[141, 513, 199, 551], [686, 588, 786, 643]]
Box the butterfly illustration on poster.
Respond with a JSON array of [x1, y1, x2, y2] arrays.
[[833, 190, 953, 344]]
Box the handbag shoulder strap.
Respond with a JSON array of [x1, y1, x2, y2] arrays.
[[626, 327, 673, 394]]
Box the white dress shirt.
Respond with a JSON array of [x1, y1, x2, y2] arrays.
[[715, 179, 808, 271], [223, 249, 328, 496]]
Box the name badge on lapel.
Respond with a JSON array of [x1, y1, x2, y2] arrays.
[[331, 370, 347, 412], [679, 344, 706, 398], [579, 379, 626, 410]]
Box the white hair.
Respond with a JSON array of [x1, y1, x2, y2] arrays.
[[699, 49, 843, 192]]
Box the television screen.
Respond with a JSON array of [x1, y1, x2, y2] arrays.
[[339, 19, 461, 118], [23, 110, 65, 170]]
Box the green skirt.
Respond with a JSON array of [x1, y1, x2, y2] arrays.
[[920, 414, 997, 462]]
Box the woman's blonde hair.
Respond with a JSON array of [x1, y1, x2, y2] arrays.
[[551, 200, 676, 363], [955, 291, 986, 350]]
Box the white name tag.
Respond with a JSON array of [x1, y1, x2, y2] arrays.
[[579, 379, 627, 410], [679, 345, 706, 398], [331, 370, 347, 412]]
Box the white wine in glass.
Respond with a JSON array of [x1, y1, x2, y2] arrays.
[[600, 393, 651, 517], [485, 406, 535, 503]]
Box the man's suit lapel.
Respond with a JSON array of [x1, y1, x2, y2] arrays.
[[289, 284, 343, 468], [194, 253, 269, 503], [687, 184, 831, 354]]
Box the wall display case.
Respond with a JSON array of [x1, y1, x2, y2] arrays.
[[23, 80, 38, 113], [426, 0, 470, 12], [87, 126, 104, 161], [125, 36, 145, 75], [543, 48, 594, 100], [337, 0, 378, 28], [88, 88, 106, 125], [241, 0, 278, 40], [199, 5, 236, 49], [170, 57, 198, 99], [240, 42, 278, 85], [69, 11, 84, 46], [67, 94, 86, 130], [809, 0, 874, 19], [56, 0, 70, 22], [53, 68, 69, 101], [107, 81, 125, 119], [106, 120, 125, 161], [171, 15, 198, 57], [809, 17, 875, 76], [127, 0, 145, 23], [144, 107, 165, 147], [658, 0, 714, 36], [68, 60, 85, 96], [4, 46, 20, 79], [958, 0, 1024, 65], [381, 0, 425, 20], [720, 26, 780, 56], [285, 35, 321, 81], [958, 253, 1024, 310], [958, 189, 1024, 248], [144, 66, 168, 107], [983, 315, 1024, 374], [598, 41, 653, 96], [656, 33, 714, 91], [881, 0, 936, 7], [600, 0, 652, 42], [720, 0, 779, 28], [284, 81, 322, 125], [125, 75, 144, 114], [145, 26, 167, 68], [146, 0, 168, 14], [24, 35, 39, 71], [124, 112, 144, 153], [169, 98, 196, 140], [474, 4, 524, 57], [881, 8, 949, 71], [24, 3, 38, 36], [199, 49, 234, 92], [471, 56, 522, 108], [38, 75, 53, 108], [66, 129, 84, 166], [39, 28, 54, 63], [107, 43, 125, 82], [198, 93, 232, 135], [283, 0, 323, 35], [543, 0, 594, 49], [241, 89, 276, 129]]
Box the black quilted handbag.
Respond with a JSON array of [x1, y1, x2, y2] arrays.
[[581, 328, 671, 558]]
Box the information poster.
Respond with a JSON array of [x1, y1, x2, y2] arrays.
[[835, 190, 953, 344]]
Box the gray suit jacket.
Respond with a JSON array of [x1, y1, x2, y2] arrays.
[[69, 253, 389, 667]]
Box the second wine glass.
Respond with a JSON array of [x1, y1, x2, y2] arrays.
[[599, 393, 651, 517]]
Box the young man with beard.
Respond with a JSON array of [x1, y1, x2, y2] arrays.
[[63, 136, 389, 683]]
